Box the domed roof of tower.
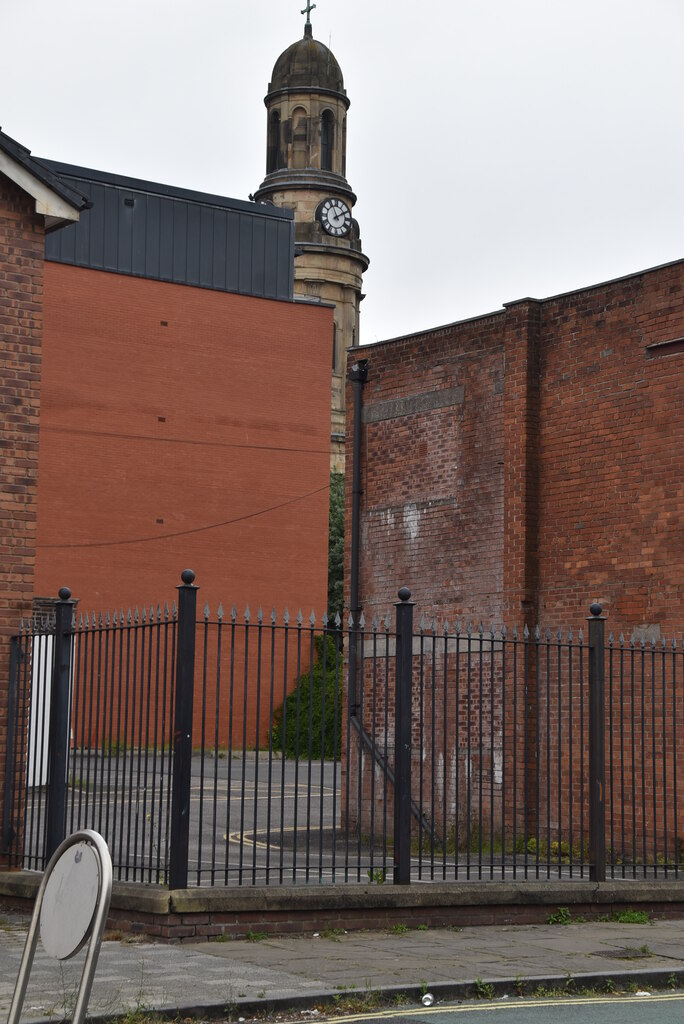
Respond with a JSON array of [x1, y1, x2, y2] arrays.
[[268, 27, 346, 97]]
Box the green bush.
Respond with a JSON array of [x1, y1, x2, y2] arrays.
[[271, 635, 342, 759]]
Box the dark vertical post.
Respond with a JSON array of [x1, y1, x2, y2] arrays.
[[1, 639, 21, 855], [347, 358, 368, 717], [45, 588, 76, 860], [169, 569, 198, 890], [394, 587, 413, 885], [588, 601, 606, 883]]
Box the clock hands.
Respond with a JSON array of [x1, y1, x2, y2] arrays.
[[320, 198, 351, 235]]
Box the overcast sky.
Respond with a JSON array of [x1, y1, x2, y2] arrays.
[[4, 0, 683, 342]]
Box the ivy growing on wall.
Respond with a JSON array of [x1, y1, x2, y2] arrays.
[[327, 469, 344, 624]]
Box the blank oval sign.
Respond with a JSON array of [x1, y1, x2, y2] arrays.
[[40, 841, 100, 960]]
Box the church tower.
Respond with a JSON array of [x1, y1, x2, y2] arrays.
[[254, 6, 369, 470]]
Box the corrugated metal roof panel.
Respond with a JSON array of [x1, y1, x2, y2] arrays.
[[44, 163, 294, 301]]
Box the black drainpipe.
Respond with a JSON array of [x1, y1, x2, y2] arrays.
[[347, 358, 368, 715]]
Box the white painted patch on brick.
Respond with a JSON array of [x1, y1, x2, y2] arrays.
[[403, 503, 420, 541], [494, 746, 503, 786]]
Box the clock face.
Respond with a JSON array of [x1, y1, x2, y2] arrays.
[[319, 198, 352, 237]]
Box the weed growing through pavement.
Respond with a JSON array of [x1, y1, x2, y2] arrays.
[[534, 984, 555, 997], [611, 908, 651, 924], [474, 978, 494, 1000], [595, 908, 651, 924], [547, 906, 572, 925], [622, 944, 652, 958]]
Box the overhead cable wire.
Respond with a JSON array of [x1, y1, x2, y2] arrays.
[[38, 482, 331, 550], [43, 424, 331, 457]]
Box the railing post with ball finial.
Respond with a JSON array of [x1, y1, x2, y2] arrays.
[[169, 569, 198, 890], [394, 587, 414, 885], [588, 600, 606, 883], [45, 587, 76, 860]]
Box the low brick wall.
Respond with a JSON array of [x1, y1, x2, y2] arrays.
[[1, 873, 683, 943]]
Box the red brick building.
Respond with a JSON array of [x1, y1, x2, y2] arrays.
[[347, 259, 684, 637], [345, 260, 683, 862], [0, 130, 87, 862], [1, 135, 333, 853], [36, 161, 333, 619]]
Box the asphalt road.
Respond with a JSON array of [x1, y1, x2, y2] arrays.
[[324, 993, 684, 1023], [16, 751, 677, 885]]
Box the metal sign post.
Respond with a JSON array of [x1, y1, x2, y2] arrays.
[[7, 830, 113, 1024]]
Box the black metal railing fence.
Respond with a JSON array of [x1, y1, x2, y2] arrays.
[[3, 573, 682, 887], [4, 598, 177, 882]]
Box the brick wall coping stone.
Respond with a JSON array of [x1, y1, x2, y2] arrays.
[[2, 872, 683, 915]]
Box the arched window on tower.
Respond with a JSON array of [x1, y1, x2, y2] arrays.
[[321, 110, 335, 171], [267, 111, 281, 173], [292, 106, 308, 169]]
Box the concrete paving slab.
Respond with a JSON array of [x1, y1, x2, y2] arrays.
[[1, 911, 684, 1022]]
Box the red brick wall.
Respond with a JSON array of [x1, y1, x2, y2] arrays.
[[536, 263, 684, 633], [0, 175, 46, 865], [502, 299, 542, 628], [345, 314, 506, 629], [36, 264, 333, 745], [346, 259, 684, 855], [38, 263, 332, 616], [348, 259, 684, 637]]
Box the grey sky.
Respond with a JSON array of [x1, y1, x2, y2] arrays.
[[4, 0, 683, 343]]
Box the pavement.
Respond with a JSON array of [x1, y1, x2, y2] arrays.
[[1, 910, 683, 1022]]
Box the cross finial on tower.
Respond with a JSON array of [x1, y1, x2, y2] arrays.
[[301, 1, 316, 35]]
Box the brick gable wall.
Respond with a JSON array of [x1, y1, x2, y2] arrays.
[[348, 260, 684, 637], [345, 260, 684, 853], [0, 175, 46, 865], [346, 314, 507, 630], [536, 263, 684, 631]]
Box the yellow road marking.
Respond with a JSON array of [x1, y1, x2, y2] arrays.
[[331, 992, 684, 1021], [227, 825, 298, 850]]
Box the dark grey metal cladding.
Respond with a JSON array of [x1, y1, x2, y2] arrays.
[[43, 163, 294, 301]]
